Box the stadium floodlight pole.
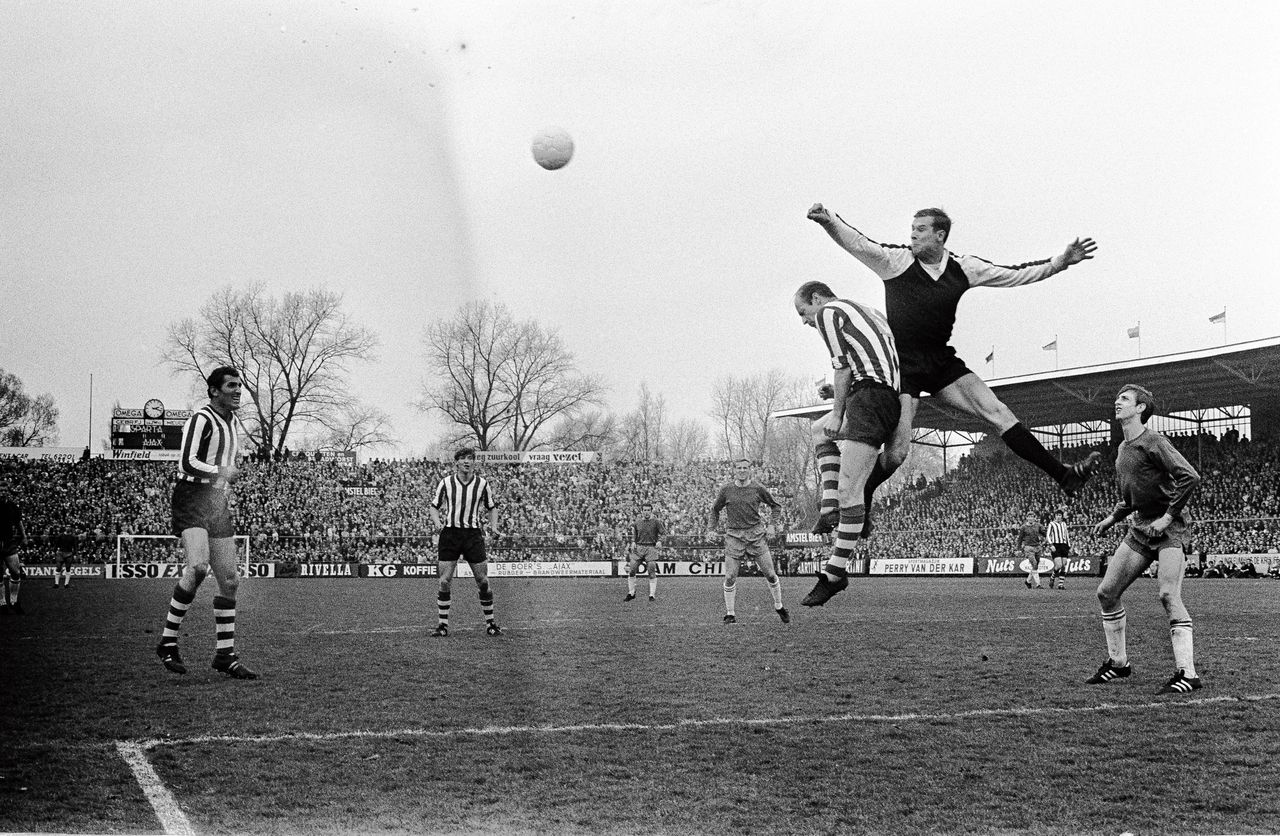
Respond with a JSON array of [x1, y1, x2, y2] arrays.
[[87, 373, 93, 452]]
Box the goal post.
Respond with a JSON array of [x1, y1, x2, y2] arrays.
[[116, 534, 252, 574]]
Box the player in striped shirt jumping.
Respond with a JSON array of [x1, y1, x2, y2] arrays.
[[807, 204, 1102, 536], [792, 281, 901, 607], [154, 366, 258, 680]]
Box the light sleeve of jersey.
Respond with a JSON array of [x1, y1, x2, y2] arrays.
[[431, 481, 446, 509], [827, 215, 913, 279], [960, 253, 1067, 288]]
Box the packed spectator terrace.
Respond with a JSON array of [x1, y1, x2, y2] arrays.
[[4, 431, 1277, 568]]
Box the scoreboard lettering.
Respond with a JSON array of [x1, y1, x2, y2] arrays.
[[111, 400, 192, 451]]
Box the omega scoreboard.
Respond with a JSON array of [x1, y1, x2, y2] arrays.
[[111, 399, 191, 451]]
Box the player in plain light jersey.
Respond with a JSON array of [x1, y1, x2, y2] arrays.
[[1088, 384, 1202, 694]]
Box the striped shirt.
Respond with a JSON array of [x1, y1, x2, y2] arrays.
[[1046, 519, 1070, 546], [432, 475, 496, 529], [816, 299, 900, 391], [177, 405, 239, 486]]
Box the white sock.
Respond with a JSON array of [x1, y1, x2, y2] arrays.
[[1102, 609, 1127, 665], [768, 578, 783, 609], [648, 578, 657, 598], [1170, 618, 1196, 677], [723, 582, 736, 615], [627, 576, 636, 595]]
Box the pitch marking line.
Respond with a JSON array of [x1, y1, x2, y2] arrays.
[[113, 692, 1280, 834], [115, 741, 196, 836], [126, 691, 1280, 752]]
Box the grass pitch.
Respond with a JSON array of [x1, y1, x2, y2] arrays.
[[2, 574, 1279, 835]]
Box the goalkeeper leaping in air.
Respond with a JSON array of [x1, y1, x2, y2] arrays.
[[807, 203, 1101, 536]]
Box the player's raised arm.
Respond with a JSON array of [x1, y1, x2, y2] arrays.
[[963, 236, 1098, 289], [807, 204, 910, 279]]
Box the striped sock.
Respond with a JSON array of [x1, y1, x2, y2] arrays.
[[437, 589, 451, 627], [723, 581, 736, 616], [767, 577, 783, 609], [161, 584, 196, 643], [826, 505, 864, 580], [1101, 608, 1127, 665], [815, 441, 841, 519], [479, 585, 495, 624], [212, 595, 236, 654], [1169, 618, 1195, 677]]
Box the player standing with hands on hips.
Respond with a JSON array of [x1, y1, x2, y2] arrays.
[[429, 448, 502, 637], [1087, 385, 1202, 694], [155, 366, 258, 679], [708, 460, 789, 625], [806, 203, 1102, 535]]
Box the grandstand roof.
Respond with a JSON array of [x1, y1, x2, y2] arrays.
[[772, 336, 1280, 434]]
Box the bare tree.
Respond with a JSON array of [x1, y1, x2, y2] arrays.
[[546, 408, 619, 453], [666, 416, 710, 464], [0, 369, 60, 447], [318, 403, 397, 454], [708, 368, 796, 461], [418, 301, 606, 450], [162, 284, 378, 455], [617, 381, 667, 461]]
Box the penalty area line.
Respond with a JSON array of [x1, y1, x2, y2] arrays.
[[131, 692, 1280, 752], [115, 741, 196, 836]]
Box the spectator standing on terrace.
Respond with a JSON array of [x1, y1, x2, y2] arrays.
[[806, 204, 1102, 530], [708, 460, 789, 625], [1017, 512, 1047, 590], [1088, 384, 1203, 694], [1046, 509, 1071, 590], [1, 486, 27, 614], [429, 448, 502, 637], [154, 366, 259, 680], [789, 281, 901, 609], [624, 502, 665, 603]]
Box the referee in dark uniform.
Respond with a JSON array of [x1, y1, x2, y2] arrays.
[[429, 448, 502, 637]]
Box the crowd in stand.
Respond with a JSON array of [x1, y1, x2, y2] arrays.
[[1, 429, 1276, 567]]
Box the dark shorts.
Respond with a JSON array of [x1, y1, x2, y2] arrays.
[[439, 527, 487, 565], [56, 556, 73, 570], [837, 383, 902, 447], [898, 345, 972, 398], [629, 544, 659, 568], [1123, 517, 1190, 562], [1050, 543, 1070, 559], [0, 538, 17, 559], [171, 481, 234, 539]]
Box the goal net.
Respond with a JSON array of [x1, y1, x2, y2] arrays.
[[115, 534, 252, 573]]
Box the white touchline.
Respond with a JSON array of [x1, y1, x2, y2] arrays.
[[115, 742, 196, 836], [126, 692, 1280, 752]]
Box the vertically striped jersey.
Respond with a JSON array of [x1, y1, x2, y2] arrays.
[[178, 406, 239, 485], [1046, 519, 1070, 546], [432, 475, 496, 529], [816, 299, 900, 391]]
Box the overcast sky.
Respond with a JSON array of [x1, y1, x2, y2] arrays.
[[4, 0, 1278, 456]]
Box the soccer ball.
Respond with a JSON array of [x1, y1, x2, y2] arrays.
[[531, 127, 574, 170]]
